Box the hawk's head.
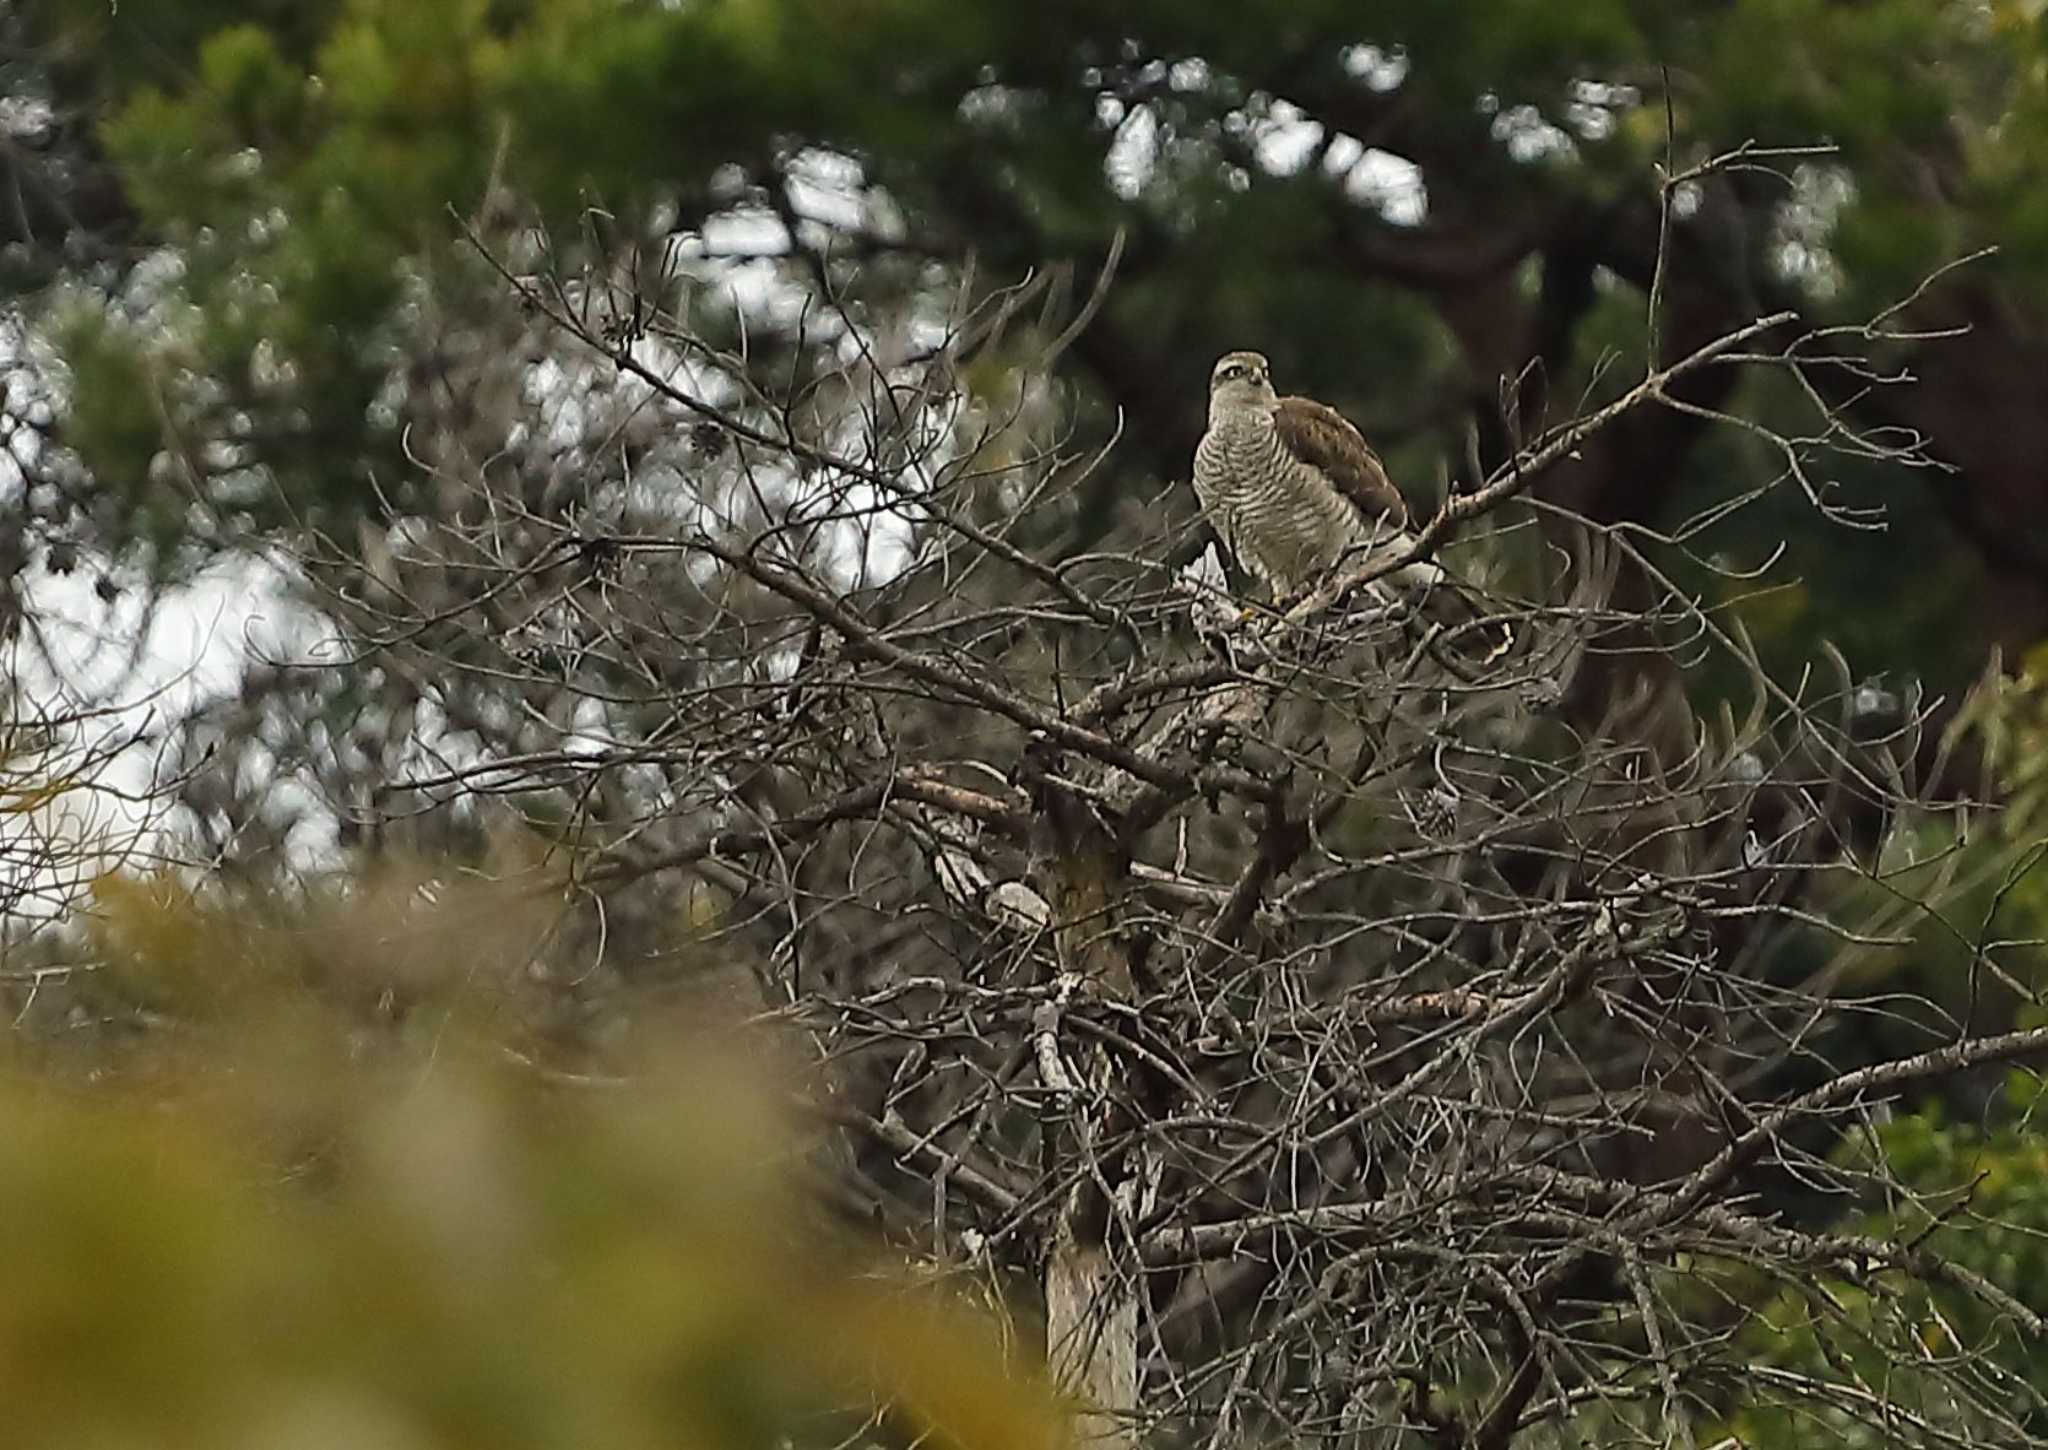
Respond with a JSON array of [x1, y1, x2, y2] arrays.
[[1208, 350, 1275, 422]]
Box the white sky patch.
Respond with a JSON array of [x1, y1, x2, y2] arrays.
[[11, 548, 330, 883], [0, 95, 54, 141], [958, 83, 1031, 128], [1345, 149, 1426, 226], [1197, 80, 1427, 223], [37, 559, 302, 710], [860, 186, 908, 243], [1342, 45, 1410, 92], [1491, 102, 1575, 163], [1106, 105, 1161, 200], [1565, 101, 1615, 142], [566, 695, 610, 757], [1565, 80, 1638, 142], [1771, 163, 1854, 300], [1253, 101, 1323, 176], [784, 148, 869, 233], [1323, 133, 1365, 175], [625, 334, 734, 409], [699, 207, 791, 259]]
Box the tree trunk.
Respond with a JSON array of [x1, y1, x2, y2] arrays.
[[1027, 737, 1143, 1450], [1046, 1219, 1139, 1449]]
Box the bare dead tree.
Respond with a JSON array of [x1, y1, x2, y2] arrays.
[[78, 150, 2048, 1450]]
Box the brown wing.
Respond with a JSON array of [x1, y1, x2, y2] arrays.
[[1273, 396, 1409, 530]]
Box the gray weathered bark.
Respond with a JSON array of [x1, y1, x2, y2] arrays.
[[1029, 740, 1144, 1450]]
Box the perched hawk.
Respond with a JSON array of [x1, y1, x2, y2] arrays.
[[1193, 350, 1444, 602]]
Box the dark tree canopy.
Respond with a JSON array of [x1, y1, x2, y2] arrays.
[[10, 2, 2041, 659]]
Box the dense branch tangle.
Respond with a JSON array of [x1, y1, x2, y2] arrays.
[[284, 204, 2048, 1450]]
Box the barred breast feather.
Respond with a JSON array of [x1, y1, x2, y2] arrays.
[[1193, 413, 1390, 597]]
